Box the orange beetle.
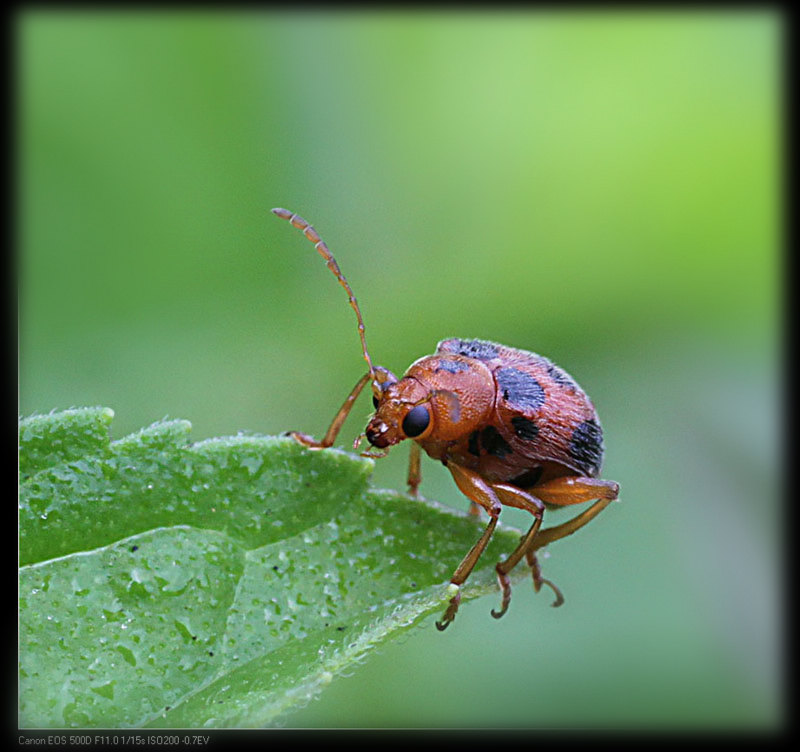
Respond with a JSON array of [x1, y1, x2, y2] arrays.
[[272, 208, 619, 630]]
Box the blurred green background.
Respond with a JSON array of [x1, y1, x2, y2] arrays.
[[18, 10, 781, 728]]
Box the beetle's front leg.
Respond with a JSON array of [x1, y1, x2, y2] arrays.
[[289, 373, 371, 449], [436, 464, 503, 631]]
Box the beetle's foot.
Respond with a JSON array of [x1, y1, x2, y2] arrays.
[[435, 584, 461, 631], [287, 431, 326, 449], [544, 578, 565, 608], [491, 570, 512, 619], [359, 448, 389, 459], [536, 576, 565, 608], [527, 550, 565, 608]]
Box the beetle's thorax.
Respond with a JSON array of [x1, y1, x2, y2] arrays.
[[407, 354, 495, 442]]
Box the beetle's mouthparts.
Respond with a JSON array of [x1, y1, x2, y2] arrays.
[[365, 420, 390, 448]]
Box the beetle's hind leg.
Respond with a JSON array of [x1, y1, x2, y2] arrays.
[[513, 475, 620, 604], [524, 548, 564, 607], [490, 477, 619, 614], [532, 476, 619, 550]]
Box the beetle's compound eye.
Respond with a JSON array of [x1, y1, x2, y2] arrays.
[[402, 405, 430, 438], [372, 395, 380, 409]]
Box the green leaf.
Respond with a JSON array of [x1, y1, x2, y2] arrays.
[[19, 408, 526, 728]]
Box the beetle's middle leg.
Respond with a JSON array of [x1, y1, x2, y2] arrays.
[[407, 442, 422, 497], [488, 483, 563, 617]]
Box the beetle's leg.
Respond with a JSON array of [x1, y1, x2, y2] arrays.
[[503, 477, 619, 602], [407, 442, 422, 497], [289, 373, 371, 449], [532, 476, 619, 551], [448, 463, 504, 518], [487, 483, 560, 616], [436, 516, 499, 631], [449, 463, 491, 518], [535, 477, 619, 507], [525, 548, 565, 607], [436, 464, 503, 631]]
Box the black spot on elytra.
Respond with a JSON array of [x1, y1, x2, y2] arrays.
[[468, 431, 481, 456], [544, 359, 578, 390], [509, 466, 543, 489], [434, 358, 470, 374], [511, 416, 539, 441], [480, 426, 512, 458], [496, 368, 545, 411], [442, 338, 499, 361], [569, 419, 604, 476]]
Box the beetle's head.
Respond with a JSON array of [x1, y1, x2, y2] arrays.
[[365, 368, 433, 449]]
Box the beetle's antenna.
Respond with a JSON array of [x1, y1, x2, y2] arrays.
[[272, 208, 376, 381]]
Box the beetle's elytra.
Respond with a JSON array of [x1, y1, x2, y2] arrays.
[[271, 207, 620, 630]]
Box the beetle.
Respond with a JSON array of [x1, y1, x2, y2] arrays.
[[271, 207, 619, 630]]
